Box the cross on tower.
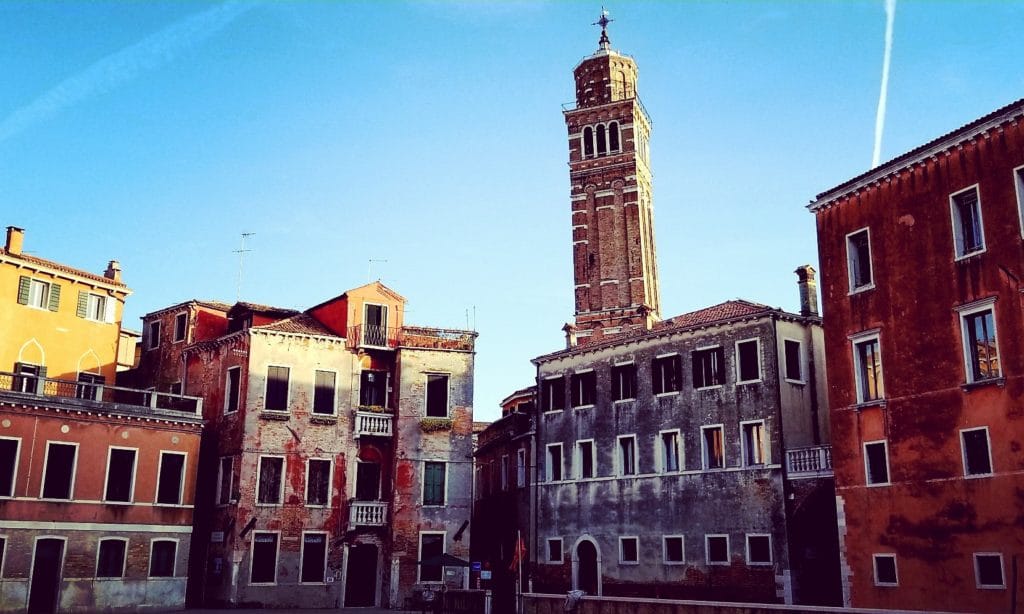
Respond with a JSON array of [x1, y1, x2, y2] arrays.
[[593, 8, 612, 49]]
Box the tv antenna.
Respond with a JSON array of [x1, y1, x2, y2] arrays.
[[234, 232, 254, 302], [368, 258, 388, 281]]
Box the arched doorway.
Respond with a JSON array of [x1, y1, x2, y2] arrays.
[[572, 538, 601, 596]]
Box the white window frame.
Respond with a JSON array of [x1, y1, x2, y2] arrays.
[[740, 420, 768, 466], [618, 536, 640, 565], [873, 553, 898, 587], [299, 531, 330, 584], [545, 443, 563, 482], [1015, 164, 1024, 238], [312, 369, 338, 416], [148, 538, 179, 578], [500, 455, 509, 491], [662, 535, 685, 565], [147, 320, 161, 351], [155, 450, 187, 506], [102, 446, 138, 503], [424, 372, 451, 418], [575, 439, 596, 480], [84, 292, 112, 323], [172, 312, 187, 343], [850, 330, 884, 404], [541, 375, 565, 413], [705, 534, 730, 566], [417, 531, 446, 582], [216, 455, 234, 506], [545, 537, 563, 564], [422, 459, 448, 506], [255, 454, 286, 506], [263, 364, 291, 413], [846, 227, 875, 293], [29, 536, 67, 593], [95, 537, 129, 579], [863, 440, 891, 487], [0, 436, 21, 499], [516, 448, 527, 488], [960, 427, 994, 478], [224, 366, 241, 414], [974, 552, 1006, 589], [39, 440, 78, 500], [611, 361, 636, 402], [782, 339, 804, 384], [950, 184, 986, 260], [26, 278, 50, 310], [701, 424, 725, 470], [249, 531, 281, 585], [617, 434, 637, 477], [570, 369, 596, 409], [692, 345, 725, 390], [305, 457, 333, 507], [657, 429, 682, 473], [957, 298, 1001, 384], [745, 533, 772, 565], [734, 338, 762, 384], [652, 353, 681, 395]]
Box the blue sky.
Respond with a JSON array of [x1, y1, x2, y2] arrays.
[[2, 1, 1022, 421]]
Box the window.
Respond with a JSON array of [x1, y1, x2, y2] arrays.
[[355, 461, 382, 501], [619, 537, 639, 564], [541, 377, 565, 411], [360, 370, 388, 407], [546, 444, 563, 481], [362, 303, 389, 346], [265, 366, 290, 412], [156, 451, 185, 505], [17, 276, 59, 311], [516, 448, 527, 488], [41, 442, 77, 499], [104, 447, 136, 503], [741, 421, 767, 466], [146, 320, 161, 350], [975, 553, 1005, 589], [546, 538, 563, 563], [425, 374, 449, 417], [611, 363, 636, 401], [96, 538, 127, 578], [853, 333, 884, 403], [257, 456, 284, 505], [313, 370, 336, 415], [13, 362, 42, 394], [846, 228, 873, 291], [663, 536, 685, 564], [168, 382, 182, 396], [735, 339, 760, 383], [864, 440, 890, 486], [173, 312, 187, 342], [582, 126, 594, 158], [576, 440, 595, 479], [961, 428, 993, 477], [746, 534, 772, 565], [0, 437, 20, 497], [959, 302, 1000, 383], [81, 292, 110, 322], [652, 354, 681, 394], [596, 124, 607, 156], [423, 461, 446, 505], [784, 340, 803, 382], [300, 533, 328, 583], [570, 370, 596, 407], [702, 425, 725, 470], [306, 458, 332, 506], [250, 532, 278, 584], [224, 367, 241, 413], [217, 456, 234, 505], [608, 121, 620, 152], [419, 533, 444, 582], [618, 435, 637, 476], [873, 553, 898, 586], [149, 540, 177, 577], [500, 455, 509, 491], [951, 186, 985, 258], [75, 372, 104, 401], [659, 430, 680, 473], [692, 347, 725, 389], [706, 535, 729, 565]]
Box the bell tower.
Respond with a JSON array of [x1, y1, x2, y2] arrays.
[[563, 11, 660, 346]]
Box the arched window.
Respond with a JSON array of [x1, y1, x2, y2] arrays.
[[583, 127, 594, 158], [596, 124, 607, 156], [608, 122, 620, 152]]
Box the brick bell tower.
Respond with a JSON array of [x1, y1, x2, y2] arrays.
[[563, 11, 660, 347]]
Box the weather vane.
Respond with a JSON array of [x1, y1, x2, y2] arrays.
[[593, 7, 613, 49]]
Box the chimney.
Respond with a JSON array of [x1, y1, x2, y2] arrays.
[[104, 260, 122, 283], [562, 322, 577, 349], [5, 227, 24, 255], [795, 265, 818, 317]]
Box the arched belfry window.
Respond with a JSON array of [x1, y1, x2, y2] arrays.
[[596, 124, 607, 156], [583, 126, 594, 158], [609, 122, 620, 152]]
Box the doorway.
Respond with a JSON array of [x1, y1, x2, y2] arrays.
[[28, 538, 64, 614], [344, 544, 378, 607], [355, 462, 381, 501], [574, 540, 600, 596]]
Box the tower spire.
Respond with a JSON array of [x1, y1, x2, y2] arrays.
[[593, 7, 613, 51]]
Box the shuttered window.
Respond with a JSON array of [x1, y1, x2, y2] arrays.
[[423, 461, 445, 505], [18, 276, 59, 311]]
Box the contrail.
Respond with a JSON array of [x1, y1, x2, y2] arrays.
[[871, 0, 896, 168], [0, 1, 255, 143]]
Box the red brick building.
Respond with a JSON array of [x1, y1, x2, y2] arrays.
[[810, 99, 1024, 612]]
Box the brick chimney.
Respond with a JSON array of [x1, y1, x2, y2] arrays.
[[5, 226, 24, 255], [795, 265, 818, 317], [104, 260, 122, 283], [562, 322, 577, 349]]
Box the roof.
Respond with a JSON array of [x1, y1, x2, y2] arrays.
[[810, 97, 1024, 211], [143, 299, 232, 319], [228, 302, 299, 318], [1, 249, 128, 288], [499, 385, 536, 408], [253, 313, 340, 337]]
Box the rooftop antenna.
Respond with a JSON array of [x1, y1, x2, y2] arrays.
[[234, 232, 254, 302], [368, 258, 388, 281]]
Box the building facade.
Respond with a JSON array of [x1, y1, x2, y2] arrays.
[[810, 98, 1024, 613]]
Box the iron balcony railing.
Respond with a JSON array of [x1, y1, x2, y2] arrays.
[[354, 411, 392, 439], [0, 371, 203, 416], [561, 94, 652, 126], [786, 445, 833, 479], [347, 325, 478, 352], [349, 500, 387, 527], [347, 324, 400, 350]]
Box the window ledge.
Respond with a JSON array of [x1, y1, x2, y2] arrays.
[[542, 409, 564, 415], [963, 472, 995, 480], [854, 400, 886, 411], [848, 284, 875, 296], [310, 414, 338, 425], [735, 380, 762, 386], [654, 391, 680, 398], [612, 398, 635, 404], [954, 248, 986, 263], [260, 411, 291, 421], [572, 404, 595, 410], [961, 377, 1005, 392], [784, 379, 805, 386], [694, 385, 724, 392]]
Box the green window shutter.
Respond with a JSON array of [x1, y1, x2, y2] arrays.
[[76, 291, 88, 318], [48, 283, 61, 312], [17, 276, 30, 305]]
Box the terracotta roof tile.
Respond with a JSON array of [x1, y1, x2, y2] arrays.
[[1, 249, 127, 287], [654, 299, 773, 330], [254, 313, 339, 337]]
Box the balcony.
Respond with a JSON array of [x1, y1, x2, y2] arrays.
[[348, 324, 400, 350], [0, 371, 203, 417], [400, 326, 477, 352], [354, 410, 392, 439], [786, 445, 833, 479], [349, 500, 388, 528]]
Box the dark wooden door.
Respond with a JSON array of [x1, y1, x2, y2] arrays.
[[28, 538, 64, 614]]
